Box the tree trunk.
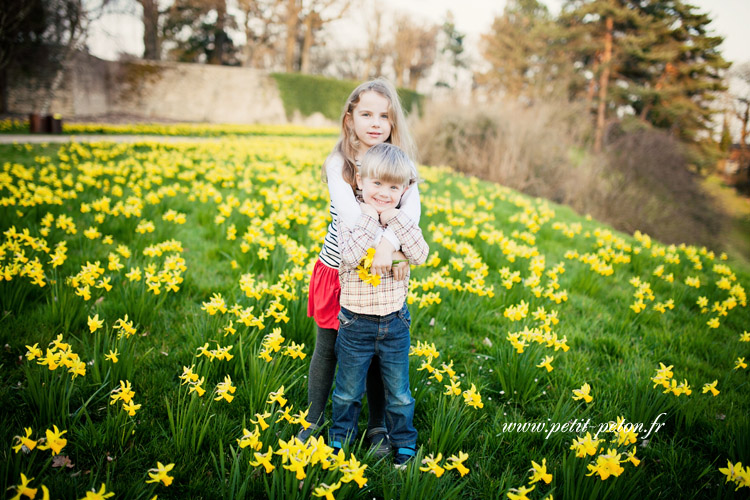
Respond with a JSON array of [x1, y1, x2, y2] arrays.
[[209, 0, 228, 65], [585, 58, 598, 112], [594, 16, 613, 154], [141, 0, 160, 60], [299, 13, 315, 74], [284, 0, 299, 72], [0, 68, 7, 114], [39, 62, 67, 115], [741, 100, 749, 148]]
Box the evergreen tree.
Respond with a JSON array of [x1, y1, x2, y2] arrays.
[[559, 0, 728, 166], [162, 0, 239, 64]]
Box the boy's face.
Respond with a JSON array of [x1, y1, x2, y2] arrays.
[[356, 174, 408, 214]]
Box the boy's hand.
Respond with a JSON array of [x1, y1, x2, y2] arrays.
[[380, 208, 399, 225], [392, 250, 408, 281], [371, 238, 396, 276], [360, 202, 378, 219]]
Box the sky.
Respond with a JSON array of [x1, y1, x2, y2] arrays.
[[89, 0, 749, 65]]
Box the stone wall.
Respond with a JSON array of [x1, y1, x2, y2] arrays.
[[7, 53, 310, 125]]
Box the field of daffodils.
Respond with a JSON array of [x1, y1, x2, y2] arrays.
[[1, 124, 748, 499]]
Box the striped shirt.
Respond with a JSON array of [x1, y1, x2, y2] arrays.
[[339, 210, 429, 316], [318, 203, 343, 268]]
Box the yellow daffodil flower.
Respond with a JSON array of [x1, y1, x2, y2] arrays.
[[536, 355, 554, 372], [38, 425, 67, 455], [419, 453, 445, 477], [312, 481, 341, 500], [507, 484, 535, 500], [87, 314, 104, 333], [702, 380, 720, 396], [572, 383, 593, 403], [146, 462, 175, 486], [12, 427, 38, 453], [528, 458, 552, 484]]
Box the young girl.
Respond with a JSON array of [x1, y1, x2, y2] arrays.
[[304, 78, 421, 455]]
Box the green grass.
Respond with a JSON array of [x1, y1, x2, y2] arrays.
[[1, 135, 749, 499]]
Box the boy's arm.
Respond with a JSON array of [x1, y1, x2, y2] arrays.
[[379, 182, 421, 250], [339, 210, 380, 270], [380, 209, 428, 266]]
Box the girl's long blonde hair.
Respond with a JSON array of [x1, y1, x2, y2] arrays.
[[323, 77, 417, 190]]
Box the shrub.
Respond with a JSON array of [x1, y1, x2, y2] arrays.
[[412, 97, 726, 248], [412, 97, 590, 204], [594, 124, 725, 247]]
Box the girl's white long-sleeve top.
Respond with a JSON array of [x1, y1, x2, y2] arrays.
[[317, 152, 421, 269]]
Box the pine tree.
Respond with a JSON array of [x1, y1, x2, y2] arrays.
[[559, 0, 728, 165]]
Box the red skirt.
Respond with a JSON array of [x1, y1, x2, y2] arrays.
[[307, 259, 341, 329]]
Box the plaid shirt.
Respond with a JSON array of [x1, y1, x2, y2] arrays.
[[339, 210, 429, 316]]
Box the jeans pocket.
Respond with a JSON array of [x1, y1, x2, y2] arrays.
[[398, 306, 411, 330], [338, 309, 357, 329]]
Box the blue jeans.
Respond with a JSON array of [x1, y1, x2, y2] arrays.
[[330, 304, 417, 450]]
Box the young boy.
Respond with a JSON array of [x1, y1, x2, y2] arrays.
[[329, 143, 428, 467]]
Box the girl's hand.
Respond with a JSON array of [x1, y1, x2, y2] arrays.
[[371, 238, 396, 276], [392, 250, 408, 281], [360, 202, 378, 219]]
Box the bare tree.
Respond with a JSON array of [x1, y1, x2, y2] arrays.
[[237, 0, 281, 68], [280, 0, 352, 73], [360, 5, 387, 80], [391, 14, 438, 90], [314, 46, 365, 79]]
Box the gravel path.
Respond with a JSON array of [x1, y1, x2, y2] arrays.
[[0, 134, 222, 144]]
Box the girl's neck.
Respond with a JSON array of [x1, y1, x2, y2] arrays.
[[354, 144, 370, 162]]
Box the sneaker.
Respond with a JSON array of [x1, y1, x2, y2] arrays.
[[367, 429, 392, 459], [393, 447, 416, 469], [330, 439, 344, 457], [296, 423, 319, 442]]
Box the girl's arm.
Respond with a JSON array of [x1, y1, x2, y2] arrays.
[[325, 154, 362, 231]]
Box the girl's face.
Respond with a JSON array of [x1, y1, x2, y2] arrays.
[[347, 91, 392, 156]]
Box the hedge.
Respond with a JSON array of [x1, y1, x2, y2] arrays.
[[270, 73, 422, 123]]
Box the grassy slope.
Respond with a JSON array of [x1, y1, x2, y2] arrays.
[[703, 175, 750, 266], [0, 137, 748, 499]]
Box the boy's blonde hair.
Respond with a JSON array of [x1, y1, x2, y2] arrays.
[[324, 77, 417, 189], [359, 143, 415, 187]]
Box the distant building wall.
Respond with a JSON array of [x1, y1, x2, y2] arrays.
[[6, 53, 314, 125]]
